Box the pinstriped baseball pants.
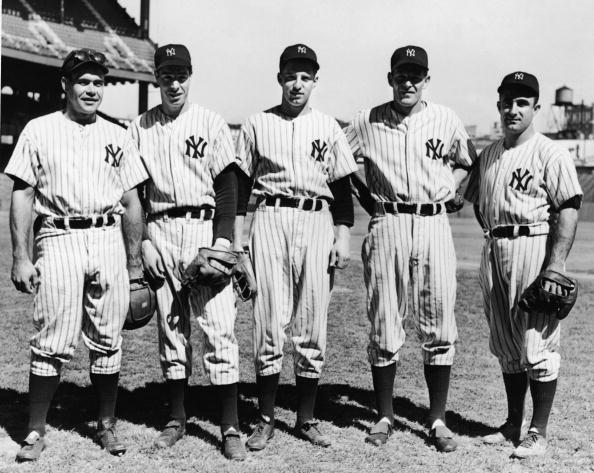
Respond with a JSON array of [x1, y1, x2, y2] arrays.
[[479, 234, 560, 381], [363, 213, 457, 366], [249, 203, 334, 378], [30, 223, 129, 376], [148, 217, 239, 385]]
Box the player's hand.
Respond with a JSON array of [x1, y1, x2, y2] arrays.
[[544, 263, 570, 296], [142, 240, 165, 281], [329, 229, 350, 270], [11, 258, 40, 294]]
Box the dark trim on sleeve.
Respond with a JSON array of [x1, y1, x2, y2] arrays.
[[213, 164, 238, 242], [329, 175, 354, 227]]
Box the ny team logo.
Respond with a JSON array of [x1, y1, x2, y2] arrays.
[[185, 135, 208, 159], [509, 168, 534, 191], [298, 46, 307, 54], [166, 48, 175, 56], [104, 144, 123, 167], [406, 48, 416, 57], [514, 72, 524, 80], [425, 138, 445, 160], [310, 139, 328, 163]]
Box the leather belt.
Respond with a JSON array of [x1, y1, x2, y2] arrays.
[[52, 215, 116, 230], [262, 196, 326, 211], [488, 225, 546, 239], [148, 206, 215, 221], [377, 202, 444, 216]]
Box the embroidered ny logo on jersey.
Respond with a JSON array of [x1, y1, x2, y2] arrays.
[[185, 135, 208, 159], [425, 138, 445, 160], [310, 139, 328, 163], [509, 168, 534, 191], [104, 144, 123, 167]]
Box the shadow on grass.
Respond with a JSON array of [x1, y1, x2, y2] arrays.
[[0, 382, 495, 447]]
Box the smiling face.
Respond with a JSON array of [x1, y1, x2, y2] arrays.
[[278, 59, 318, 113], [155, 65, 192, 114], [61, 65, 105, 121], [498, 87, 540, 136], [387, 64, 430, 112]]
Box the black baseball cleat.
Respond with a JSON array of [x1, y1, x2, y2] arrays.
[[429, 425, 457, 453], [246, 417, 275, 451], [294, 420, 331, 447], [222, 428, 247, 461], [365, 420, 393, 446], [15, 431, 46, 462], [154, 419, 186, 448], [96, 417, 127, 456]]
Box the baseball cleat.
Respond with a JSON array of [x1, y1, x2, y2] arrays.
[[96, 417, 127, 456], [246, 418, 275, 451], [365, 420, 393, 446], [222, 428, 247, 461], [483, 421, 522, 445], [429, 425, 457, 453], [294, 420, 331, 447], [15, 431, 46, 462], [154, 419, 186, 448], [511, 431, 547, 459]]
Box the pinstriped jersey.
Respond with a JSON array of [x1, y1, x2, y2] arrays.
[[235, 106, 358, 200], [464, 133, 583, 227], [120, 103, 236, 214], [345, 101, 474, 203], [5, 111, 126, 217]]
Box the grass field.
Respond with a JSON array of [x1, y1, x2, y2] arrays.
[[0, 174, 593, 473]]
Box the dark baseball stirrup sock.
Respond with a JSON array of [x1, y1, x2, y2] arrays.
[[166, 378, 187, 423], [28, 373, 60, 436], [424, 364, 451, 426], [217, 383, 240, 433], [371, 363, 396, 421], [529, 378, 557, 436], [90, 372, 120, 421], [296, 376, 319, 426], [256, 373, 280, 422], [502, 372, 528, 427]]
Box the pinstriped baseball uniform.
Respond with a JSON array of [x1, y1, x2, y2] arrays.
[[5, 111, 129, 376], [121, 103, 239, 384], [345, 101, 474, 366], [236, 106, 358, 377], [464, 133, 582, 381]]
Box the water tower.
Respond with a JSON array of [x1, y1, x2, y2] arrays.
[[550, 86, 574, 137]]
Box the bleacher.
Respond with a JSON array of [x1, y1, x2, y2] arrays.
[[87, 0, 139, 37]]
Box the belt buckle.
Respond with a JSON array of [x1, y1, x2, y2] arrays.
[[512, 226, 519, 238], [414, 203, 422, 215], [302, 199, 313, 211], [63, 216, 70, 230]]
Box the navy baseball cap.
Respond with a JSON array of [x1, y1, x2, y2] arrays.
[[497, 71, 539, 96], [390, 45, 428, 70], [61, 48, 109, 76], [279, 44, 319, 71], [154, 44, 192, 70]]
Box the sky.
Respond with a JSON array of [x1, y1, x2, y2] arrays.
[[101, 0, 594, 135]]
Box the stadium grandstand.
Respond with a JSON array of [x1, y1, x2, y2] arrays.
[[1, 0, 155, 168]]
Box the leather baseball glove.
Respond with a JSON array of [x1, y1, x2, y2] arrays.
[[124, 277, 157, 330], [233, 250, 257, 301], [181, 247, 238, 288], [518, 269, 578, 320], [445, 192, 464, 214]]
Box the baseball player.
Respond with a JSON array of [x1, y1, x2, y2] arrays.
[[344, 45, 476, 452], [465, 72, 582, 458], [234, 44, 358, 450], [119, 44, 246, 461], [6, 48, 144, 462]]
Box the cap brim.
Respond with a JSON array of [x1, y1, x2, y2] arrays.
[[497, 82, 538, 96], [155, 58, 192, 70], [391, 59, 428, 70], [63, 60, 109, 76], [279, 55, 319, 71]]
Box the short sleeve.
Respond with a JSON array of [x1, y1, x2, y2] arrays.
[[327, 123, 359, 183], [235, 119, 258, 177], [119, 123, 150, 191], [544, 148, 583, 210], [344, 120, 363, 159], [4, 127, 38, 186], [450, 114, 476, 169], [209, 121, 236, 179]]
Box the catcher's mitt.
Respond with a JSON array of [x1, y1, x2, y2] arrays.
[[181, 247, 238, 288], [233, 250, 257, 301], [518, 269, 578, 320], [124, 277, 156, 330], [445, 192, 464, 214]]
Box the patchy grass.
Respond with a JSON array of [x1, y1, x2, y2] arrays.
[[0, 173, 593, 472]]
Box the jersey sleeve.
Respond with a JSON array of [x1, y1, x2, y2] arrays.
[[544, 147, 583, 210], [327, 123, 359, 183], [208, 121, 236, 179], [450, 113, 476, 169], [119, 122, 150, 191], [463, 153, 481, 205], [4, 126, 38, 186], [344, 117, 364, 160], [235, 119, 258, 178]]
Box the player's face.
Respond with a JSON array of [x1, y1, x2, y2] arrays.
[[498, 90, 540, 135], [156, 66, 192, 109], [62, 66, 105, 118], [388, 65, 429, 109], [278, 60, 318, 109]]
